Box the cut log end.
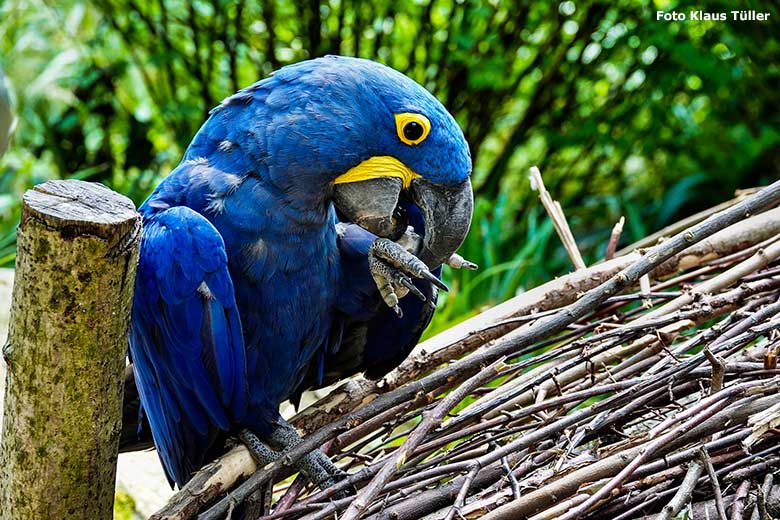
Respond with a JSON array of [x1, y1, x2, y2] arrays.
[[22, 179, 140, 248]]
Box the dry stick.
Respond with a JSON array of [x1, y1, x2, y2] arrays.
[[650, 206, 780, 279], [654, 345, 728, 520], [706, 349, 727, 394], [444, 464, 480, 520], [546, 386, 764, 520], [481, 396, 778, 520], [751, 473, 774, 520], [653, 461, 703, 520], [640, 273, 653, 308], [615, 188, 759, 255], [529, 165, 586, 270], [745, 400, 780, 448], [193, 181, 780, 520], [529, 494, 590, 520], [339, 358, 506, 520], [700, 447, 728, 520], [705, 232, 780, 270], [638, 235, 780, 324], [587, 430, 752, 520], [605, 216, 625, 261], [723, 451, 780, 483], [730, 480, 752, 520]]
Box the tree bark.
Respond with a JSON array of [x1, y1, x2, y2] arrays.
[[0, 180, 140, 520]]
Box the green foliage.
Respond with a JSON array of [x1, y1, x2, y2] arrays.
[[113, 490, 139, 520], [1, 0, 779, 328]]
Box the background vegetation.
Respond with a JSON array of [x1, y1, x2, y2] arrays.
[[1, 0, 778, 333]]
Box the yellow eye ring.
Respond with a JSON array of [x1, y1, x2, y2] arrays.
[[395, 113, 431, 146]]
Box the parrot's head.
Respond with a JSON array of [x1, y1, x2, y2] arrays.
[[206, 56, 473, 269]]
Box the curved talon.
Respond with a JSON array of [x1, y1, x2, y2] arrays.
[[398, 276, 426, 301], [370, 238, 448, 294], [446, 252, 479, 270], [420, 269, 449, 292]]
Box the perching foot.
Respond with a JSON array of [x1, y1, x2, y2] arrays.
[[268, 419, 347, 491], [239, 422, 348, 495], [369, 237, 448, 316]]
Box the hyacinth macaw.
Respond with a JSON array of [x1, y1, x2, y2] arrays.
[[128, 55, 474, 488]]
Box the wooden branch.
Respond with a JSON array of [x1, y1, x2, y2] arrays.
[[605, 216, 625, 260], [616, 188, 762, 256], [638, 234, 780, 323], [529, 166, 586, 270], [341, 358, 506, 520], [654, 461, 703, 520], [650, 206, 780, 273], [480, 394, 779, 520], [149, 446, 258, 520], [0, 180, 140, 519], [700, 447, 728, 520]]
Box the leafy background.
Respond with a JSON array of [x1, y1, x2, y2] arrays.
[[1, 0, 778, 334]]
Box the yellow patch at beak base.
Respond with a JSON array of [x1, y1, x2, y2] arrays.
[[333, 156, 421, 189]]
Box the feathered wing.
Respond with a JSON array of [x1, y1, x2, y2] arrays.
[[129, 206, 247, 487]]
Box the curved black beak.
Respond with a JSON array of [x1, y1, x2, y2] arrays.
[[332, 177, 405, 239], [333, 176, 473, 269], [410, 177, 473, 269]]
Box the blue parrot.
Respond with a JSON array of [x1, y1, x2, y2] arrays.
[[128, 56, 474, 488]]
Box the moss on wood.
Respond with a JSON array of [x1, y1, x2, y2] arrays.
[[0, 180, 140, 520]]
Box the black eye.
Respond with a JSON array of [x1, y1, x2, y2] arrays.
[[403, 121, 424, 141]]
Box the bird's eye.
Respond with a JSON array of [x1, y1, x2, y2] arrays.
[[395, 113, 431, 146], [404, 122, 424, 141]]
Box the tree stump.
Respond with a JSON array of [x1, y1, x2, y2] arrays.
[[0, 180, 140, 520]]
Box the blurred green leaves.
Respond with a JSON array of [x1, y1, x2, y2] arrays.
[[1, 0, 779, 329], [0, 66, 14, 158]]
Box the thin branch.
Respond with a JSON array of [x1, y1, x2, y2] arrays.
[[606, 216, 625, 260], [700, 447, 729, 520], [339, 358, 507, 520], [529, 166, 586, 270]]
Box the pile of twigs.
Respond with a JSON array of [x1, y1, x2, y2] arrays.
[[154, 179, 780, 520]]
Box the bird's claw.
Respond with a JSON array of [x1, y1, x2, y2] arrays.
[[446, 252, 479, 270], [241, 423, 350, 496], [369, 238, 448, 311]]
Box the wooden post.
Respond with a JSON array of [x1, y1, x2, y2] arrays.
[[0, 180, 140, 520]]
